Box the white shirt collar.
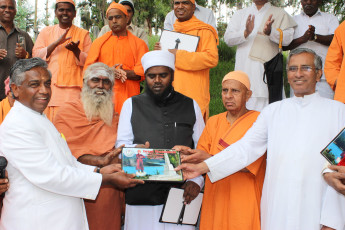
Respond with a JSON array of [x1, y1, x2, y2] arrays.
[[301, 9, 322, 17], [14, 100, 45, 116], [252, 2, 271, 11]]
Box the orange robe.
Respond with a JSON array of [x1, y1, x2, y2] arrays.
[[33, 24, 91, 121], [0, 97, 11, 125], [325, 21, 345, 103], [84, 31, 148, 114], [197, 111, 266, 230], [173, 16, 219, 120], [53, 98, 123, 230]]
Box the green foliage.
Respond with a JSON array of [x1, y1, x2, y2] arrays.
[[78, 0, 109, 31], [209, 42, 235, 117], [167, 153, 180, 168], [14, 0, 34, 32], [148, 35, 160, 51], [134, 0, 171, 35]]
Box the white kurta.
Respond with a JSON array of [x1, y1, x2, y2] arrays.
[[291, 10, 339, 99], [205, 93, 345, 230], [224, 2, 294, 111], [116, 98, 205, 230], [320, 185, 345, 230], [0, 101, 102, 230]]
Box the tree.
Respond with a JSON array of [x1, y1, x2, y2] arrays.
[[134, 0, 171, 35], [15, 0, 35, 32], [78, 0, 109, 31]]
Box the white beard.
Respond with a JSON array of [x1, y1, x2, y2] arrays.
[[81, 86, 114, 126]]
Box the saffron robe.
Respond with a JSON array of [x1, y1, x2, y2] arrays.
[[84, 31, 148, 114], [0, 97, 11, 125], [205, 93, 345, 230], [325, 21, 345, 103], [53, 98, 123, 230], [173, 16, 219, 120], [197, 111, 265, 230], [32, 24, 91, 121]]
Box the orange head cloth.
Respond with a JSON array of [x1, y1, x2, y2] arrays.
[[56, 0, 75, 6], [4, 77, 10, 95], [106, 2, 128, 17], [189, 0, 195, 3], [222, 70, 251, 90]]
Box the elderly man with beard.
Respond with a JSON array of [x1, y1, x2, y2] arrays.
[[54, 62, 124, 230], [116, 50, 205, 230]]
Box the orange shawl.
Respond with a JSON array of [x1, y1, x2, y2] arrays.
[[173, 15, 219, 45], [53, 97, 118, 159], [56, 25, 89, 87], [0, 97, 11, 125], [84, 30, 146, 73], [198, 111, 266, 230]]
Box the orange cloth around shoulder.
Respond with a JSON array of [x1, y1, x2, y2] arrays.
[[325, 21, 345, 103], [197, 111, 266, 230], [53, 97, 122, 230], [53, 97, 118, 159], [56, 25, 89, 87], [172, 16, 219, 120], [84, 31, 148, 114], [0, 97, 11, 125]]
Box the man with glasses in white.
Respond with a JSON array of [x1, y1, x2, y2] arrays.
[[176, 48, 345, 230]]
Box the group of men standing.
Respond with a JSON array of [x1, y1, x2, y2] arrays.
[[1, 0, 345, 230]]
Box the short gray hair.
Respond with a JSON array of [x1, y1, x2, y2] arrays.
[[10, 58, 51, 86], [287, 48, 323, 70], [83, 62, 115, 85]]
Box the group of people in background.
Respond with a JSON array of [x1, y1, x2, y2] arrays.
[[1, 0, 345, 229]]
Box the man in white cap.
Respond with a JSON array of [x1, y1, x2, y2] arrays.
[[97, 0, 148, 45], [176, 71, 266, 230], [116, 50, 205, 230]]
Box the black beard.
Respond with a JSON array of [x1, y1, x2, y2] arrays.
[[145, 82, 175, 106]]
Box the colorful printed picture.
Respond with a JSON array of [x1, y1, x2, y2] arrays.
[[122, 148, 183, 181], [321, 127, 345, 166]]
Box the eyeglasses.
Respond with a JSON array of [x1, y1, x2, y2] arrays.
[[287, 65, 318, 73]]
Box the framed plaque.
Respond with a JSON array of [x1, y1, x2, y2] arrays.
[[122, 147, 183, 182], [321, 127, 345, 166], [159, 30, 200, 52]]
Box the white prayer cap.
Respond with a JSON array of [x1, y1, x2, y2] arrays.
[[141, 50, 175, 73]]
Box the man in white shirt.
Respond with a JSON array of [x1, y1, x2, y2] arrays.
[[116, 50, 204, 230], [164, 1, 217, 31], [0, 58, 143, 230], [224, 0, 296, 111], [176, 48, 345, 230], [284, 0, 338, 99]]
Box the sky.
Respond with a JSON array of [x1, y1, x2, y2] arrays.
[[26, 0, 298, 30]]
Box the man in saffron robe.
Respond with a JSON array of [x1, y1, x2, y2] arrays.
[[32, 0, 91, 121], [0, 77, 14, 124], [155, 0, 218, 120], [84, 2, 148, 114], [54, 63, 123, 230], [176, 71, 265, 230], [324, 21, 345, 104], [135, 150, 145, 173]]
